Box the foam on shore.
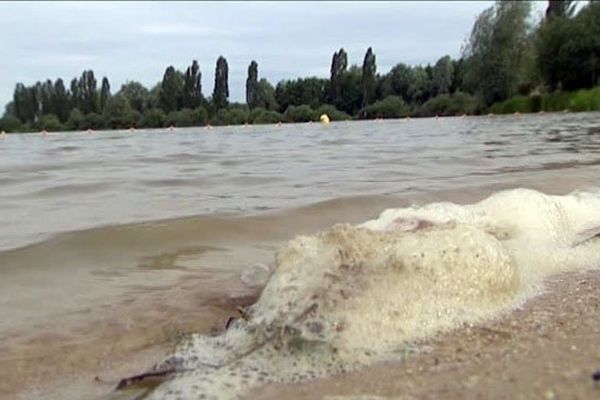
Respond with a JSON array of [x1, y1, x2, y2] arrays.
[[146, 188, 600, 400]]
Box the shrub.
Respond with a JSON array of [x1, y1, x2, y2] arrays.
[[141, 108, 167, 128], [284, 105, 315, 122], [358, 96, 410, 119], [249, 108, 282, 124], [419, 92, 478, 116], [0, 116, 23, 132], [314, 104, 351, 121]]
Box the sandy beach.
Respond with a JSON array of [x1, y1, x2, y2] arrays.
[[3, 269, 598, 399], [250, 270, 600, 400]]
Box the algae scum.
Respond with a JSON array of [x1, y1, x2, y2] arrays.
[[114, 189, 600, 400]]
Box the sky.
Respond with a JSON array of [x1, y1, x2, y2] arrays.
[[0, 1, 547, 110]]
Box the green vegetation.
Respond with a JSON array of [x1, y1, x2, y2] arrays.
[[2, 1, 599, 133], [490, 87, 600, 114]]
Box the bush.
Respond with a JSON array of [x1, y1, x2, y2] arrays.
[[284, 105, 315, 122], [0, 116, 23, 132], [166, 109, 194, 127], [36, 114, 63, 131], [211, 108, 249, 126], [568, 87, 600, 112], [83, 112, 106, 130], [419, 92, 478, 116], [314, 104, 351, 121], [66, 108, 85, 131], [541, 91, 571, 111], [141, 108, 166, 128], [249, 108, 282, 124], [488, 95, 533, 114], [358, 96, 410, 119]]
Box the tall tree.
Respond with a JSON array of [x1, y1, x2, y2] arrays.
[[70, 77, 81, 111], [537, 1, 600, 90], [329, 48, 348, 105], [80, 70, 98, 114], [431, 55, 455, 96], [246, 60, 259, 109], [182, 60, 202, 109], [100, 77, 111, 113], [53, 78, 69, 122], [361, 47, 377, 107], [545, 0, 576, 20], [160, 66, 183, 113], [213, 56, 229, 109], [462, 1, 532, 105]]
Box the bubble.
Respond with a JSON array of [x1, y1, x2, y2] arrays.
[[145, 189, 600, 400]]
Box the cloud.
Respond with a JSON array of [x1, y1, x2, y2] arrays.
[[0, 1, 508, 108], [138, 23, 228, 37]]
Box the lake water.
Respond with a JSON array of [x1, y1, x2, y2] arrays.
[[1, 113, 600, 399]]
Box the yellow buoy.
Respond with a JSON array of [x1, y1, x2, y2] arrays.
[[320, 114, 330, 126]]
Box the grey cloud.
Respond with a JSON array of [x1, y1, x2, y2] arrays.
[[1, 1, 545, 110]]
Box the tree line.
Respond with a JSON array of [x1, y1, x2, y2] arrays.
[[1, 0, 599, 133]]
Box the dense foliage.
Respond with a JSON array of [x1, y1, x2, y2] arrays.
[[2, 1, 599, 133]]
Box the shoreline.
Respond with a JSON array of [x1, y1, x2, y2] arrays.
[[2, 110, 599, 136], [7, 269, 599, 399], [249, 270, 600, 400]]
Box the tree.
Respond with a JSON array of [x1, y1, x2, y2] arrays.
[[213, 56, 229, 109], [13, 83, 39, 123], [330, 48, 348, 105], [431, 55, 454, 96], [118, 81, 149, 113], [182, 60, 202, 109], [246, 60, 259, 109], [537, 1, 600, 90], [54, 79, 70, 122], [337, 66, 363, 115], [256, 79, 278, 111], [361, 47, 377, 107], [160, 66, 183, 113], [545, 0, 576, 20], [79, 70, 98, 114], [462, 1, 533, 105], [100, 77, 111, 113], [378, 63, 413, 102], [103, 94, 138, 128]]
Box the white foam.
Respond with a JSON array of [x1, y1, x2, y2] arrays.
[[147, 188, 600, 400]]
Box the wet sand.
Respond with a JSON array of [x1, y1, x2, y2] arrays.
[[6, 270, 599, 399], [250, 270, 600, 400], [0, 273, 258, 400]]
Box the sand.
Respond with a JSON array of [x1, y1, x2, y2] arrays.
[[3, 271, 599, 399], [249, 270, 600, 400]]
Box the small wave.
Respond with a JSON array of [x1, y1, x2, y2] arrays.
[[33, 182, 112, 197]]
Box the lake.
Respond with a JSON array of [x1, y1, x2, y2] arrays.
[[1, 113, 600, 399]]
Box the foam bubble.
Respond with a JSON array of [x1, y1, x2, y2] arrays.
[[145, 188, 600, 399]]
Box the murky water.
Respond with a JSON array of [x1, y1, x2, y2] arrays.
[[1, 113, 600, 399]]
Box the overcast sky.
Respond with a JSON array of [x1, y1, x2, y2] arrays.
[[0, 1, 547, 110]]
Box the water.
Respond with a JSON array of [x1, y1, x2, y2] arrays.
[[1, 113, 600, 399], [2, 114, 600, 252]]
